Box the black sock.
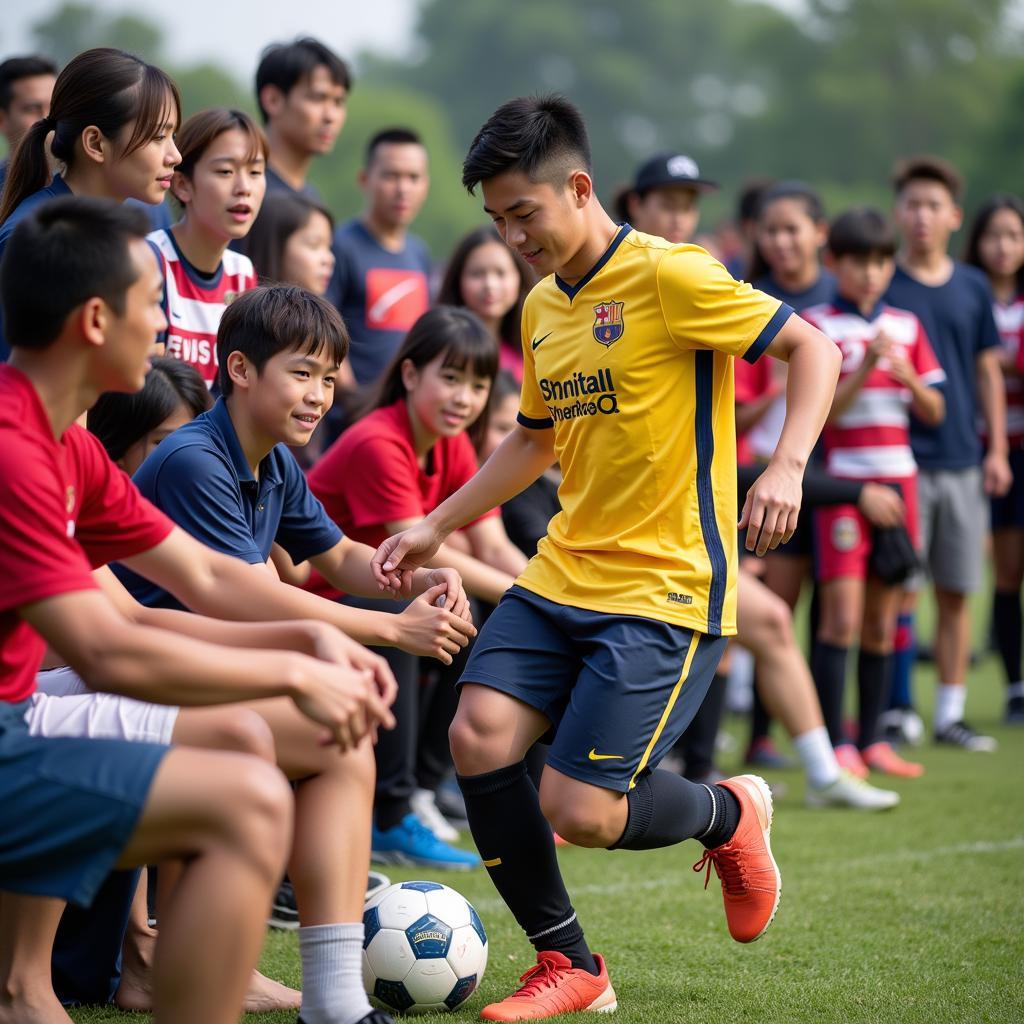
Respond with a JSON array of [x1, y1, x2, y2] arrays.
[[680, 672, 727, 780], [993, 589, 1022, 688], [857, 650, 891, 750], [749, 679, 772, 745], [811, 640, 848, 747], [610, 769, 740, 851], [458, 763, 598, 975]]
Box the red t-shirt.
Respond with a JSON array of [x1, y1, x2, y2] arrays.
[[305, 399, 497, 599], [734, 355, 775, 467], [0, 365, 175, 703]]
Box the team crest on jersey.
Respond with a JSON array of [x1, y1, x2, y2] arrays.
[[223, 290, 238, 305], [831, 515, 861, 552], [593, 301, 624, 347]]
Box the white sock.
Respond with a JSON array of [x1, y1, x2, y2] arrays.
[[299, 922, 370, 1024], [934, 683, 966, 732], [1008, 681, 1024, 699], [793, 726, 840, 789]]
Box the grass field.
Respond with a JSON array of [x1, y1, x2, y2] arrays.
[[71, 632, 1024, 1024]]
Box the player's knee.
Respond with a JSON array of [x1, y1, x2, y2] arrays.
[[818, 606, 858, 647], [215, 709, 276, 762], [539, 797, 609, 848], [860, 617, 894, 652], [449, 711, 502, 774], [337, 737, 376, 795], [222, 759, 293, 880]]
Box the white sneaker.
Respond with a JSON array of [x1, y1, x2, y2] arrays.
[[411, 788, 460, 842], [806, 771, 900, 811]]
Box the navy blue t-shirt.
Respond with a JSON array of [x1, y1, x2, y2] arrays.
[[114, 397, 342, 609], [885, 262, 1001, 470], [752, 270, 836, 312], [266, 165, 322, 201], [327, 218, 431, 388]]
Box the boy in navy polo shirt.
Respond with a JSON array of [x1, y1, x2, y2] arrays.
[[328, 128, 432, 391], [0, 196, 397, 1024], [885, 155, 1012, 750]]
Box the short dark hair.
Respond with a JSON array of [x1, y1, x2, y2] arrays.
[[0, 196, 151, 351], [365, 127, 423, 168], [255, 37, 351, 123], [827, 207, 897, 259], [462, 94, 592, 195], [216, 285, 349, 396], [243, 192, 334, 284], [892, 155, 963, 203], [0, 54, 59, 111], [88, 357, 212, 462]]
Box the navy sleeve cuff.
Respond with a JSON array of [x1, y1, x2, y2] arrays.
[[517, 411, 554, 430], [743, 303, 794, 364]]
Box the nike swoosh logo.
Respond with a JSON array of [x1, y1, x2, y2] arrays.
[[588, 749, 624, 761], [531, 332, 552, 351], [367, 279, 423, 323]]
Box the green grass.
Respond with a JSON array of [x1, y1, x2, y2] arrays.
[[71, 637, 1024, 1023]]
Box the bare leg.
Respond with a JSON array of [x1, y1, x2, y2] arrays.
[[934, 587, 971, 689], [0, 894, 72, 1024], [113, 868, 158, 1012]]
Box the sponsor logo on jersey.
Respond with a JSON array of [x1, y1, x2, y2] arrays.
[[538, 368, 619, 421], [667, 592, 693, 605], [593, 300, 624, 347]]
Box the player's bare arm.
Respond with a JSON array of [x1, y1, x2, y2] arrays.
[[372, 422, 555, 589], [976, 346, 1013, 496], [828, 332, 886, 420], [885, 348, 945, 425], [740, 313, 842, 555]]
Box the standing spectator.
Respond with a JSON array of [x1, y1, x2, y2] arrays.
[[885, 155, 1012, 750], [255, 37, 350, 199], [328, 127, 431, 392], [964, 194, 1024, 724], [0, 54, 58, 194]]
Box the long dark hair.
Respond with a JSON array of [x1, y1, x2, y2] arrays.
[[369, 305, 500, 443], [243, 192, 334, 284], [0, 48, 181, 224], [437, 226, 531, 349], [964, 194, 1024, 295], [88, 358, 212, 463], [747, 180, 826, 283]]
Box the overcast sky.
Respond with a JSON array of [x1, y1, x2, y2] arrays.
[[0, 0, 421, 79]]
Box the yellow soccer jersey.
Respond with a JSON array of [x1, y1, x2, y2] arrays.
[[516, 226, 793, 636]]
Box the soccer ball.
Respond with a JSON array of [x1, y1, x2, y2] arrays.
[[363, 881, 488, 1014]]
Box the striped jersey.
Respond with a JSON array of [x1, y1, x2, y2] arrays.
[[803, 299, 944, 480], [516, 226, 790, 637], [993, 295, 1024, 448], [149, 228, 257, 387]]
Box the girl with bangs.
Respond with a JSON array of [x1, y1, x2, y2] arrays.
[[151, 107, 267, 387], [0, 46, 181, 357], [309, 306, 527, 870]]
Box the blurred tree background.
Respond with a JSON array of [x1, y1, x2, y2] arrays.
[[15, 0, 1024, 257]]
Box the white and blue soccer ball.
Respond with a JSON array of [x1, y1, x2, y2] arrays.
[[363, 881, 488, 1015]]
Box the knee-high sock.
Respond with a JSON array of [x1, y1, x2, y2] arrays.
[[811, 641, 848, 747], [458, 762, 597, 974], [889, 613, 915, 709], [993, 589, 1023, 690], [857, 650, 891, 750]]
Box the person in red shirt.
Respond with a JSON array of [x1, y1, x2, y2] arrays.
[[0, 196, 399, 1024], [310, 305, 527, 868]]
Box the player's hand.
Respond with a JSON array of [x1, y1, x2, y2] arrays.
[[413, 567, 473, 624], [310, 623, 399, 713], [867, 331, 893, 367], [983, 450, 1013, 497], [395, 584, 477, 664], [739, 461, 803, 556], [858, 483, 906, 528], [885, 350, 917, 388], [372, 521, 445, 591]]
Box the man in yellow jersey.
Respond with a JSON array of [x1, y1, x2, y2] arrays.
[[372, 95, 841, 1021]]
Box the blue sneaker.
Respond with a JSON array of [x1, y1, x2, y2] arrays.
[[371, 813, 481, 870]]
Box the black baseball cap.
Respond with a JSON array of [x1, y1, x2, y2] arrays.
[[632, 153, 718, 194]]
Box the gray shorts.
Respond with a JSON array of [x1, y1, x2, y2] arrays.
[[914, 466, 985, 594]]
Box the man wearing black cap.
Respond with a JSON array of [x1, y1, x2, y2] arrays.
[[614, 152, 718, 244]]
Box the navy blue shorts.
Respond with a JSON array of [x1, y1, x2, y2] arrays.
[[458, 586, 727, 792], [991, 449, 1024, 530], [0, 700, 167, 907]]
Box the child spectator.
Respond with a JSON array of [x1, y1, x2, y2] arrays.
[[437, 225, 532, 382], [964, 193, 1024, 724], [804, 208, 945, 777], [309, 306, 526, 868], [886, 156, 1011, 750], [327, 128, 431, 390], [151, 108, 266, 387], [0, 54, 58, 194], [244, 191, 336, 294]]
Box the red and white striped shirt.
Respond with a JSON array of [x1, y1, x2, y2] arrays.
[[993, 295, 1024, 448], [804, 300, 945, 480], [149, 229, 257, 388]]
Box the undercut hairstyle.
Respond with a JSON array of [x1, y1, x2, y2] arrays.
[[216, 285, 349, 396], [365, 127, 423, 168], [255, 37, 352, 123], [827, 207, 897, 259], [0, 48, 181, 224], [964, 194, 1024, 292], [461, 94, 592, 195], [0, 55, 59, 111], [0, 196, 151, 351], [892, 155, 964, 203], [243, 192, 334, 284], [747, 179, 826, 281], [88, 358, 212, 462]]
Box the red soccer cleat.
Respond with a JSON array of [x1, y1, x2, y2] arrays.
[[479, 951, 617, 1021]]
